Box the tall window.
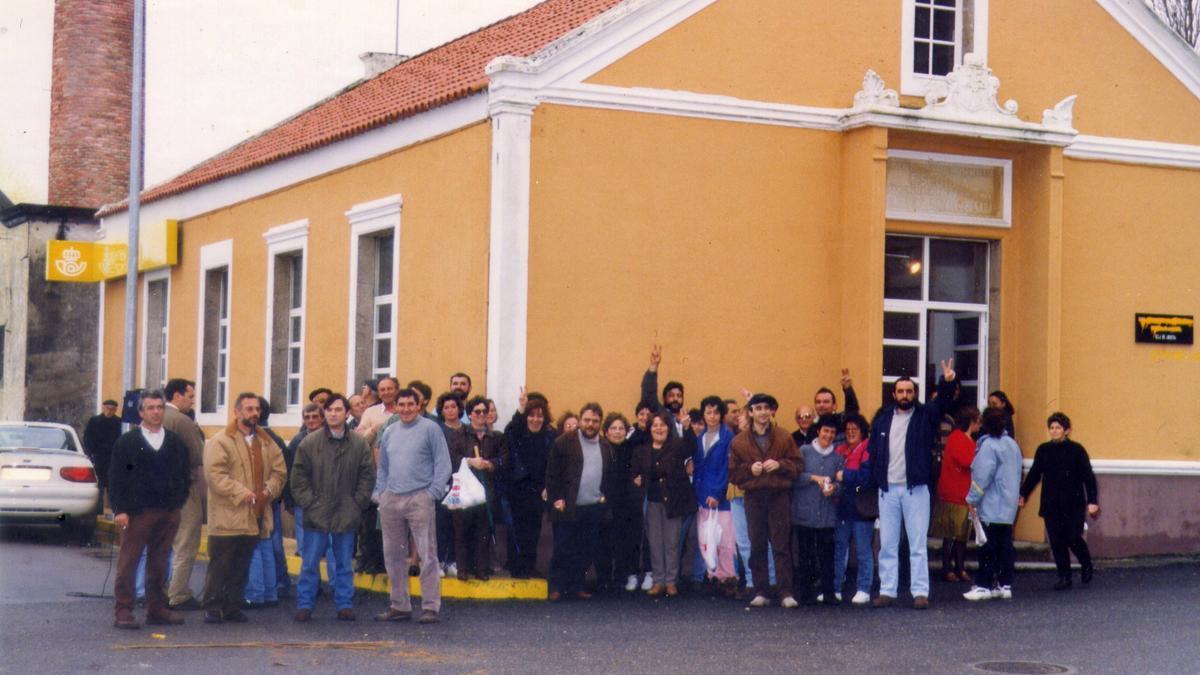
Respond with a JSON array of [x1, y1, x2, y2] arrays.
[[371, 233, 394, 379], [143, 274, 169, 389], [263, 219, 308, 422], [345, 195, 401, 393], [200, 267, 230, 414], [883, 234, 994, 409], [901, 0, 987, 97]]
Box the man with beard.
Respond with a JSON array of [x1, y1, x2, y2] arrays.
[[639, 344, 688, 439], [868, 360, 957, 610], [200, 393, 287, 624]]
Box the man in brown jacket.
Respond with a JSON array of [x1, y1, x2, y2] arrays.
[[200, 392, 287, 624], [729, 393, 802, 608], [163, 378, 207, 611]]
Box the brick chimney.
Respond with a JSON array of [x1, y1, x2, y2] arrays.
[[47, 0, 133, 209]]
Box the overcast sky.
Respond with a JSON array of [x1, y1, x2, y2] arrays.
[[0, 0, 542, 204]]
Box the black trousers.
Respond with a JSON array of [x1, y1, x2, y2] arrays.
[[436, 502, 456, 564], [976, 522, 1015, 588], [453, 505, 491, 577], [794, 525, 835, 601], [509, 483, 544, 576], [357, 503, 384, 570], [1046, 516, 1092, 579], [549, 504, 605, 594], [595, 499, 644, 586], [202, 534, 259, 615]]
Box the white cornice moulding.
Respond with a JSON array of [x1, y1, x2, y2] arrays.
[[1065, 134, 1200, 169], [345, 194, 402, 225], [98, 95, 485, 238], [262, 218, 309, 246], [1022, 458, 1200, 476], [1096, 0, 1200, 102]]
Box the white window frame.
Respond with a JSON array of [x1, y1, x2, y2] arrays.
[[196, 239, 233, 426], [138, 268, 171, 390], [344, 195, 401, 394], [887, 149, 1012, 228], [900, 0, 989, 98], [262, 219, 309, 428], [883, 235, 991, 411]]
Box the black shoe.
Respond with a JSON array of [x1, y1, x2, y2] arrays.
[[1053, 577, 1073, 591], [374, 608, 412, 622], [203, 610, 223, 624], [169, 597, 203, 612], [145, 611, 185, 626], [1081, 564, 1094, 585], [244, 600, 267, 610], [224, 610, 249, 623], [113, 616, 140, 630]]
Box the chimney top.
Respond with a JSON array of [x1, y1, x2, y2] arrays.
[[359, 52, 410, 78]]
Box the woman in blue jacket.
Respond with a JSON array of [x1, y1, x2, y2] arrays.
[[963, 408, 1023, 601], [692, 396, 737, 597]]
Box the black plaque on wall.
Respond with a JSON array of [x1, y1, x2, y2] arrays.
[[1135, 314, 1194, 345]]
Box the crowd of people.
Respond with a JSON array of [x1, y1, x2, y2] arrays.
[[93, 347, 1102, 629]]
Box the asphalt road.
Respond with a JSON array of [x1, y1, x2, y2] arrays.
[[0, 525, 1197, 674]]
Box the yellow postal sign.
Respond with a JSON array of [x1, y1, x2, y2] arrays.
[[45, 220, 177, 282]]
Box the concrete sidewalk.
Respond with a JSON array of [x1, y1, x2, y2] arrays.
[[94, 515, 547, 600]]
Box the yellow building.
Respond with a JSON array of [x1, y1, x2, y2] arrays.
[[95, 0, 1200, 556]]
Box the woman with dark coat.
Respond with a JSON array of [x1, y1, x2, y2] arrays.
[[631, 411, 692, 597], [1019, 411, 1100, 590], [595, 413, 643, 593], [503, 393, 555, 579]]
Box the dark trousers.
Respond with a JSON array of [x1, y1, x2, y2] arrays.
[[794, 525, 835, 601], [599, 500, 643, 583], [745, 489, 793, 597], [453, 505, 491, 577], [976, 522, 1015, 589], [1046, 516, 1092, 579], [549, 504, 605, 594], [436, 502, 456, 564], [508, 483, 544, 576], [357, 503, 384, 571], [202, 535, 259, 615], [114, 507, 180, 620]]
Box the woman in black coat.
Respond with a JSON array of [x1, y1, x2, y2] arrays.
[[631, 411, 692, 597], [503, 394, 555, 579], [594, 413, 643, 593], [1019, 411, 1100, 590]]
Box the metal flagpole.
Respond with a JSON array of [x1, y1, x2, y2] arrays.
[[120, 0, 146, 424]]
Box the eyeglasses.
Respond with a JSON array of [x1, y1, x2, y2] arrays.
[[797, 414, 814, 420], [303, 413, 322, 420], [470, 409, 488, 416]]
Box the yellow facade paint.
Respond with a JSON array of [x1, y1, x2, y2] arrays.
[[98, 123, 492, 435]]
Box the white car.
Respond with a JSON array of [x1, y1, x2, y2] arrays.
[[0, 421, 100, 538]]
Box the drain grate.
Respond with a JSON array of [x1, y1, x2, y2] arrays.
[[972, 661, 1073, 674]]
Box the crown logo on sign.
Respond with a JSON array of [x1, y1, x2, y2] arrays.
[[55, 246, 87, 277]]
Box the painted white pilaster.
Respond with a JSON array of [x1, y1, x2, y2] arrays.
[[485, 93, 536, 423]]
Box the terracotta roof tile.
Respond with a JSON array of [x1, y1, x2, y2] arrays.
[[99, 0, 623, 216]]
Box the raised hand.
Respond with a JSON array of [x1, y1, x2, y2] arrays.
[[840, 368, 852, 389], [518, 386, 528, 412], [940, 358, 956, 382], [649, 344, 662, 370]]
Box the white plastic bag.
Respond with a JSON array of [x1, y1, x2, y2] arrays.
[[971, 510, 988, 545], [699, 508, 722, 572], [442, 458, 487, 510]]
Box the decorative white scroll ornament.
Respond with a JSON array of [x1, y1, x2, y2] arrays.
[[852, 70, 899, 109], [923, 53, 1018, 122], [1041, 95, 1077, 131]]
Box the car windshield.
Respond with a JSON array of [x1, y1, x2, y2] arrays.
[[0, 426, 77, 452]]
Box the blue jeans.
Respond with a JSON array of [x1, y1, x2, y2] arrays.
[[293, 505, 339, 581], [297, 530, 356, 611], [272, 502, 291, 595], [834, 519, 876, 595], [878, 484, 930, 598], [244, 537, 277, 603], [729, 497, 774, 588], [136, 548, 173, 599]]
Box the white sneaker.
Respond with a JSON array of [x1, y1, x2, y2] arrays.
[[445, 562, 458, 578], [749, 594, 771, 607], [835, 593, 842, 602], [963, 586, 993, 601], [851, 590, 870, 605], [992, 585, 1012, 600], [816, 593, 823, 603], [641, 574, 653, 591], [624, 574, 638, 592], [438, 564, 446, 578], [780, 596, 799, 609]]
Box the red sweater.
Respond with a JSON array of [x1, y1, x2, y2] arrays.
[[936, 430, 976, 505]]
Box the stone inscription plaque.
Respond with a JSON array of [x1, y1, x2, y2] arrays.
[[886, 155, 1008, 226]]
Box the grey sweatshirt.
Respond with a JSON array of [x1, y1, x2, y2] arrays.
[[791, 441, 845, 528]]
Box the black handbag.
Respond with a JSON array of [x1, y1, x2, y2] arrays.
[[855, 485, 879, 520]]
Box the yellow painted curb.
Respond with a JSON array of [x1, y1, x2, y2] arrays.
[[97, 515, 547, 600]]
